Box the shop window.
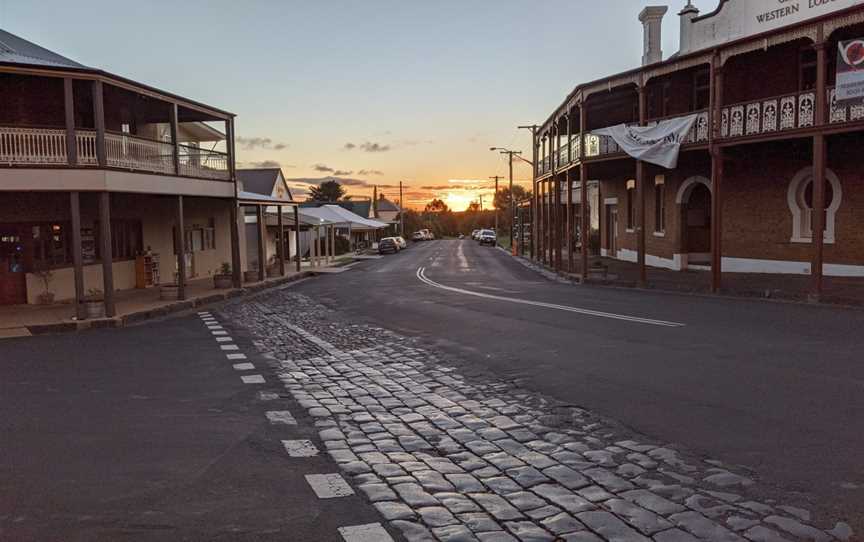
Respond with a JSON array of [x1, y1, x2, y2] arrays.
[[32, 223, 70, 267], [654, 176, 666, 234], [787, 167, 841, 243], [626, 180, 636, 231]]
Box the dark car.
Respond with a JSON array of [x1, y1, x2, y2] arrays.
[[378, 237, 399, 254]]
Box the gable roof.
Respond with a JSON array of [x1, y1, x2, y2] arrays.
[[237, 168, 293, 201], [0, 29, 88, 69], [376, 197, 400, 213]]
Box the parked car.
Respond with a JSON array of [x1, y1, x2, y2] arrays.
[[458, 233, 465, 239], [394, 236, 408, 249], [471, 229, 481, 240], [426, 230, 435, 240], [412, 231, 426, 242], [381, 237, 402, 252], [478, 229, 497, 246], [379, 238, 400, 254]]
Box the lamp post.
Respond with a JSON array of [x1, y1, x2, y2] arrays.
[[490, 147, 533, 255]]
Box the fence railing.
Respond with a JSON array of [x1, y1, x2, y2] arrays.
[[720, 89, 816, 139], [0, 126, 68, 164], [0, 125, 230, 181], [178, 145, 230, 180]]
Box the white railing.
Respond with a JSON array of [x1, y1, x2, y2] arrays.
[[178, 145, 229, 180], [721, 89, 816, 139], [76, 130, 98, 165], [105, 132, 174, 174], [0, 127, 67, 164], [828, 87, 864, 125]]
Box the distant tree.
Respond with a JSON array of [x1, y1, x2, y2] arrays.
[[493, 185, 530, 233], [308, 179, 346, 202], [466, 201, 481, 213], [424, 198, 450, 214]]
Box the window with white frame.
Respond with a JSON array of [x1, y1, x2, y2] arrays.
[[787, 167, 841, 244]]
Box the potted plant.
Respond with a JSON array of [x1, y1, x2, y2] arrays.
[[214, 262, 233, 289], [33, 264, 55, 305], [83, 288, 105, 319]]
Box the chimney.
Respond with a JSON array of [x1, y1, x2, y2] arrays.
[[678, 1, 700, 55], [639, 5, 668, 66]]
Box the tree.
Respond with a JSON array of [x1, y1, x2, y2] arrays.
[[424, 198, 450, 214], [493, 185, 530, 234], [308, 179, 346, 202], [466, 201, 481, 213]]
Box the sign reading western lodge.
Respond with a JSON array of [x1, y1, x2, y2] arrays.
[[686, 0, 860, 53], [837, 38, 864, 102]]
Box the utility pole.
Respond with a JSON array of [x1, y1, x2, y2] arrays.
[[518, 125, 539, 260], [399, 181, 404, 236], [479, 194, 484, 211], [499, 150, 521, 255], [490, 175, 503, 239]]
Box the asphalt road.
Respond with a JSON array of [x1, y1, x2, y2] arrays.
[[298, 239, 864, 529], [0, 311, 385, 541]]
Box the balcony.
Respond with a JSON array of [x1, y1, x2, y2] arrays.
[[0, 126, 230, 181]]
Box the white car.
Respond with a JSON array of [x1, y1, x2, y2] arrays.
[[412, 231, 426, 242], [394, 236, 408, 249], [380, 237, 402, 252]]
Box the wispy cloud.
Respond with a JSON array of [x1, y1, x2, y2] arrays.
[[313, 164, 353, 176], [237, 136, 288, 151], [358, 169, 384, 176], [240, 160, 285, 169], [344, 141, 391, 153]]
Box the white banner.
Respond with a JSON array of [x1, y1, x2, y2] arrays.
[[593, 114, 698, 169]]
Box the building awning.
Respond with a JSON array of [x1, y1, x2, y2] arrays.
[[237, 190, 297, 206], [300, 205, 388, 231]]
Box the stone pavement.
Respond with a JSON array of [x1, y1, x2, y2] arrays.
[[224, 290, 854, 542]]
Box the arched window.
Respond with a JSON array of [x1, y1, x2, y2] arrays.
[[787, 167, 842, 244]]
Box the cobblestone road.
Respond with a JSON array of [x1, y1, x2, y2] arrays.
[[225, 290, 853, 542]]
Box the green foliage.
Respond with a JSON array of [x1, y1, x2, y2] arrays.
[[308, 180, 346, 202]]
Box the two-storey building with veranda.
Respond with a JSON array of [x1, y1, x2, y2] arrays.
[[531, 0, 864, 300], [0, 29, 264, 317]]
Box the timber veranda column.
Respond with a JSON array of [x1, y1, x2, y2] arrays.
[[812, 37, 828, 300], [711, 54, 725, 293], [636, 85, 647, 287], [579, 103, 589, 279]]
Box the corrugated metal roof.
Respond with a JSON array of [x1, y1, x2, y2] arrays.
[[0, 29, 89, 69]]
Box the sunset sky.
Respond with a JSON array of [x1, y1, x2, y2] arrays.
[[1, 0, 717, 210]]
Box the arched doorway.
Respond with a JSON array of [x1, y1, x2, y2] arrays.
[[677, 176, 712, 268]]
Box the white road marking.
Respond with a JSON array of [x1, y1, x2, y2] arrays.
[[339, 523, 394, 542], [282, 439, 319, 457], [416, 267, 685, 328], [220, 344, 239, 351], [227, 353, 247, 360], [305, 473, 354, 498], [233, 363, 255, 371], [207, 325, 224, 330], [266, 410, 297, 425], [241, 375, 265, 384], [216, 337, 233, 343], [197, 311, 211, 316], [259, 391, 280, 401], [211, 330, 228, 336]]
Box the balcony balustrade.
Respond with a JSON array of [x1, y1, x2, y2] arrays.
[[0, 126, 230, 181]]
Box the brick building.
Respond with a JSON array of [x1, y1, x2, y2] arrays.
[[530, 0, 864, 298]]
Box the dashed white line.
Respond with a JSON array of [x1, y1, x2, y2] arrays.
[[241, 374, 265, 384], [282, 439, 319, 457], [216, 337, 233, 342], [227, 353, 247, 360], [305, 473, 354, 498], [259, 391, 280, 401], [220, 344, 239, 351], [265, 410, 297, 425], [338, 523, 394, 542], [232, 363, 255, 371], [416, 267, 686, 328]]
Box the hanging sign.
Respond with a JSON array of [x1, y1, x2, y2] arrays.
[[836, 38, 864, 103], [592, 114, 698, 169]]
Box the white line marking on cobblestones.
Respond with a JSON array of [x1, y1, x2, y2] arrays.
[[241, 374, 265, 384], [259, 391, 280, 401], [208, 326, 224, 330], [216, 337, 233, 343], [265, 410, 297, 424], [305, 473, 354, 498], [211, 330, 228, 336], [282, 439, 319, 457], [220, 344, 239, 351], [233, 363, 255, 371], [338, 523, 394, 542], [227, 353, 247, 360], [417, 267, 686, 327]]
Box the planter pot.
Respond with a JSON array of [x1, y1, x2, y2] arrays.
[[160, 284, 181, 301], [244, 270, 260, 283], [213, 274, 233, 289], [37, 292, 55, 305], [84, 301, 105, 319]]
